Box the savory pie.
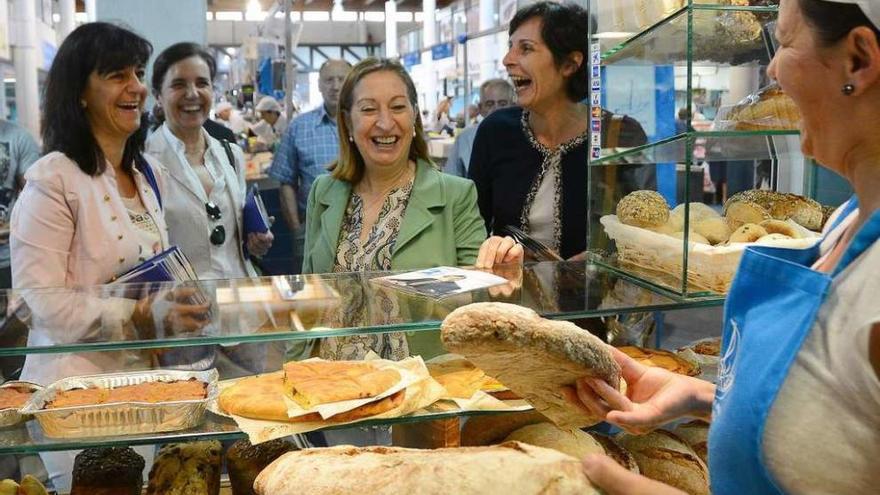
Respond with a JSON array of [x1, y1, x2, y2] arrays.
[[0, 387, 34, 409], [283, 360, 401, 408], [47, 378, 206, 409]]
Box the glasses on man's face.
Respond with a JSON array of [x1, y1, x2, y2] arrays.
[[205, 202, 226, 246], [482, 100, 510, 110]]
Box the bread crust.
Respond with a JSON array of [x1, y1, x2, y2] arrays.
[[441, 303, 620, 429], [617, 430, 709, 495], [254, 442, 601, 495]]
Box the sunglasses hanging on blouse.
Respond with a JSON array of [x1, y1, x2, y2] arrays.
[[205, 202, 226, 246]]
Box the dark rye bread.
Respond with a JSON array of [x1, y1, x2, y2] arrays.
[[616, 430, 709, 495], [226, 438, 298, 495], [70, 447, 145, 495], [441, 303, 620, 430]]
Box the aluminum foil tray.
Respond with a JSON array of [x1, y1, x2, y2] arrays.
[[21, 369, 218, 438], [0, 381, 43, 428]]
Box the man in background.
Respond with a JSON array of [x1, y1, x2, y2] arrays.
[[268, 59, 352, 274], [444, 79, 515, 177], [0, 119, 40, 288], [215, 101, 248, 135]]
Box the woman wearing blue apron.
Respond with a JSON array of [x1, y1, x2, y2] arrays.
[[573, 1, 880, 493]]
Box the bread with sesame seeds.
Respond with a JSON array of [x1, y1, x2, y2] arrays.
[[616, 190, 670, 229]]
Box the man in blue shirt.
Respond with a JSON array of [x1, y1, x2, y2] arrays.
[[0, 119, 40, 288], [444, 78, 515, 177], [268, 59, 352, 273]]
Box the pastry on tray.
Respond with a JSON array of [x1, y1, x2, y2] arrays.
[[441, 302, 620, 429], [0, 385, 35, 410], [282, 360, 401, 408], [47, 378, 206, 409], [70, 446, 145, 495], [617, 346, 701, 377], [218, 371, 404, 423]]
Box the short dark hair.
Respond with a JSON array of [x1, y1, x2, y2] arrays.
[[151, 42, 217, 95], [509, 1, 590, 102], [42, 22, 152, 176], [799, 0, 880, 46]]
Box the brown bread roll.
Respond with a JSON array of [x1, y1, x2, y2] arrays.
[[769, 195, 823, 231], [693, 217, 730, 244], [442, 302, 620, 429], [724, 201, 771, 231], [759, 219, 800, 238], [254, 442, 601, 495], [70, 447, 145, 495], [617, 430, 710, 495], [226, 438, 298, 495]]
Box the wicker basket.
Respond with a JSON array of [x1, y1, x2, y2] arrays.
[[600, 215, 819, 293]]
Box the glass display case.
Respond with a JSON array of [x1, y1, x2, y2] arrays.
[[0, 262, 722, 456], [586, 0, 833, 297]]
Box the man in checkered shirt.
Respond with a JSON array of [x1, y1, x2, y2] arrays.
[[268, 59, 352, 273]]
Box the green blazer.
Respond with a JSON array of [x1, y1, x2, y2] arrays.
[[302, 159, 487, 274]]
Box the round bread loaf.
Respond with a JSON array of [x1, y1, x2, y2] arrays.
[[723, 189, 783, 213], [227, 439, 298, 495], [254, 442, 601, 495], [692, 217, 730, 245], [672, 420, 710, 465], [504, 422, 605, 460], [759, 219, 800, 238], [71, 447, 145, 495], [461, 410, 549, 446], [617, 430, 709, 495], [441, 302, 620, 429], [668, 202, 721, 232], [724, 200, 771, 231], [617, 190, 670, 228], [729, 223, 769, 243], [589, 432, 640, 473]]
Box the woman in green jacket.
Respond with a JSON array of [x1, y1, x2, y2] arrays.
[[301, 58, 488, 361]]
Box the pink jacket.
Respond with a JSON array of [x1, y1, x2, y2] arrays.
[[10, 151, 170, 384]]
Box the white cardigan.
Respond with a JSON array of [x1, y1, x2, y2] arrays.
[[145, 125, 257, 279], [10, 151, 170, 384]]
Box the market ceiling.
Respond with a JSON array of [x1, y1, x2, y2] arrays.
[[74, 0, 455, 13]]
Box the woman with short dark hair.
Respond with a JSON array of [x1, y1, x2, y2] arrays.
[[469, 1, 594, 267]]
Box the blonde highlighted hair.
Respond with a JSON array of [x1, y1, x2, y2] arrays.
[[330, 57, 433, 183]]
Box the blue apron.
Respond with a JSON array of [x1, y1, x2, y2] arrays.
[[708, 197, 880, 494]]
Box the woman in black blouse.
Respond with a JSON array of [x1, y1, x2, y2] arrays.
[[472, 1, 645, 267]]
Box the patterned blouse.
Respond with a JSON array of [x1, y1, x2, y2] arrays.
[[318, 181, 415, 361]]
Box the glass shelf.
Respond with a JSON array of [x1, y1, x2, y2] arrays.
[[597, 4, 779, 66], [0, 261, 722, 358], [590, 131, 800, 166], [0, 403, 532, 455]]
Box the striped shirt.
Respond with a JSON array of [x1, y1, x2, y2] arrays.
[[267, 105, 340, 217]]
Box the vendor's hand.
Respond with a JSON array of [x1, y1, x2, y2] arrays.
[[134, 288, 211, 337], [476, 236, 524, 269], [486, 262, 523, 298], [582, 454, 687, 495], [247, 230, 274, 256], [564, 346, 713, 434]]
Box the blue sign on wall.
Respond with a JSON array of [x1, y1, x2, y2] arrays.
[[402, 51, 421, 68], [431, 42, 454, 61]]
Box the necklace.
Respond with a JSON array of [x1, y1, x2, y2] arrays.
[[357, 165, 414, 215]]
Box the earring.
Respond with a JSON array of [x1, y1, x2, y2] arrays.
[[80, 99, 87, 108], [348, 135, 354, 142], [842, 83, 855, 95], [412, 128, 417, 137]]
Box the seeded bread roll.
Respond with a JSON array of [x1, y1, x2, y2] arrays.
[[441, 302, 620, 429], [617, 190, 670, 228], [617, 430, 710, 495], [821, 204, 837, 230], [146, 441, 221, 495], [504, 422, 605, 460], [254, 442, 601, 495], [729, 223, 769, 243], [227, 439, 298, 495], [70, 447, 145, 495], [723, 189, 783, 213], [672, 420, 710, 465], [769, 195, 823, 231], [589, 432, 640, 473]]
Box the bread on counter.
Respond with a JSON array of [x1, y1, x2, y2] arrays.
[[226, 438, 298, 495], [504, 422, 605, 460], [70, 446, 145, 495], [441, 302, 620, 429], [254, 442, 601, 495], [146, 441, 221, 495], [617, 430, 710, 495]]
